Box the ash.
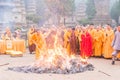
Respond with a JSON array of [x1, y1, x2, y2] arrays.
[[8, 56, 94, 74]]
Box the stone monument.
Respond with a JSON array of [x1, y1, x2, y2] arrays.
[[92, 0, 112, 25]]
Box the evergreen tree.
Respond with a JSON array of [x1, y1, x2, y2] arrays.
[[86, 0, 96, 19], [110, 0, 120, 24]]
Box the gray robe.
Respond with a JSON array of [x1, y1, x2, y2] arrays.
[[112, 31, 120, 50]]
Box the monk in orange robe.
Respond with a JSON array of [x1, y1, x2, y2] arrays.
[[4, 27, 12, 40], [64, 28, 71, 56], [88, 25, 95, 54], [93, 27, 103, 57], [28, 26, 36, 54], [31, 29, 44, 60], [103, 26, 114, 58]]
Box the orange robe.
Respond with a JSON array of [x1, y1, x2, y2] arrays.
[[88, 29, 95, 51], [103, 30, 114, 58], [64, 30, 71, 55], [32, 32, 44, 60], [27, 29, 36, 53], [101, 29, 106, 55], [93, 30, 103, 56]]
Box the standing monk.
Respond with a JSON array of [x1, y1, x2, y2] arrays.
[[75, 26, 80, 55], [111, 25, 120, 65], [103, 26, 114, 58], [4, 27, 12, 40], [88, 24, 95, 54], [80, 27, 92, 59], [32, 29, 44, 60], [93, 27, 103, 57], [69, 28, 77, 55], [64, 28, 71, 56], [28, 26, 36, 54]]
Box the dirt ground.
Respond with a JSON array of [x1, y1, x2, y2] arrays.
[[0, 53, 120, 80]]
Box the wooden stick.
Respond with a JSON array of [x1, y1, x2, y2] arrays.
[[0, 63, 9, 66], [98, 70, 111, 77]]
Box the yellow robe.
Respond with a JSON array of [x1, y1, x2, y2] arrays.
[[101, 29, 106, 55], [93, 30, 103, 56], [103, 30, 114, 58], [64, 30, 71, 55]]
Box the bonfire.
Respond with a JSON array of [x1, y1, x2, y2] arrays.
[[8, 28, 94, 74]]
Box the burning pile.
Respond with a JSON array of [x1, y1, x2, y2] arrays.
[[8, 29, 94, 74], [8, 48, 94, 74]]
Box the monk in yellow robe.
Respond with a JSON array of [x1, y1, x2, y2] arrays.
[[101, 28, 106, 55], [93, 27, 103, 56], [4, 27, 13, 51], [31, 29, 44, 60], [4, 27, 12, 40], [64, 28, 71, 56], [103, 26, 114, 58]]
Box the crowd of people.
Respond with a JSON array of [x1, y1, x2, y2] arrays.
[[1, 24, 120, 65], [0, 27, 21, 40], [27, 24, 120, 65]]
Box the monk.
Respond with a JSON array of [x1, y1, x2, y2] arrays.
[[28, 26, 36, 54], [32, 29, 44, 60], [64, 28, 71, 56], [93, 27, 103, 57], [69, 28, 77, 55], [75, 26, 81, 55], [4, 27, 13, 50], [4, 27, 12, 40], [111, 25, 120, 65], [101, 27, 106, 56], [103, 25, 114, 58], [88, 24, 95, 54], [14, 29, 21, 39], [80, 27, 92, 59]]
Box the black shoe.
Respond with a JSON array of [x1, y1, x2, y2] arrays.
[[112, 61, 115, 65]]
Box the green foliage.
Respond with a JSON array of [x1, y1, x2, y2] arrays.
[[26, 14, 41, 23], [78, 19, 91, 25], [86, 0, 96, 19], [110, 0, 120, 24]]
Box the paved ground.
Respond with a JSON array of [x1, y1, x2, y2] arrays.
[[0, 53, 120, 80]]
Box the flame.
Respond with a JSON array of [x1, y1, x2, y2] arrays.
[[33, 29, 88, 69]]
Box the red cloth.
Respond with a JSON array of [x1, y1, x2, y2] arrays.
[[80, 32, 92, 57]]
